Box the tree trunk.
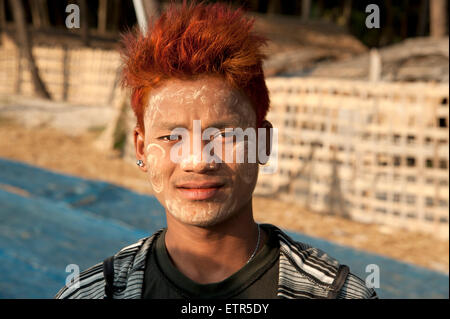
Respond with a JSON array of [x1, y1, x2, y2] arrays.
[[110, 0, 120, 32], [8, 0, 51, 99], [98, 0, 108, 34], [379, 0, 394, 46], [401, 0, 409, 38], [247, 0, 259, 12], [29, 0, 42, 28], [417, 0, 429, 36], [342, 0, 352, 27], [0, 0, 6, 31], [78, 0, 90, 45], [430, 0, 448, 37], [30, 0, 49, 29], [267, 0, 281, 15], [301, 0, 311, 21], [39, 0, 49, 28], [315, 0, 325, 18]]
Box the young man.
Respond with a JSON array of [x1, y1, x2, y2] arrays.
[[55, 1, 377, 299]]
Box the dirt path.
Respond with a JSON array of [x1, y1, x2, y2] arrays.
[[0, 119, 448, 274]]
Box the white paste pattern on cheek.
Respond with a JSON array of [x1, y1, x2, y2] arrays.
[[146, 143, 166, 193]]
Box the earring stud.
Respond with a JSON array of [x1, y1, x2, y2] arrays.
[[136, 160, 144, 167]]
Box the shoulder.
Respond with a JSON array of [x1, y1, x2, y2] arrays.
[[54, 230, 163, 299], [264, 223, 378, 299], [337, 272, 378, 299]]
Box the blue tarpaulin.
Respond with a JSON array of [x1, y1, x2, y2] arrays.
[[0, 158, 448, 298]]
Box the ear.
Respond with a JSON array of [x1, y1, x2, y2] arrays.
[[258, 120, 273, 165], [134, 126, 148, 172]]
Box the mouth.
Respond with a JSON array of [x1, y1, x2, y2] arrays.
[[176, 181, 225, 200]]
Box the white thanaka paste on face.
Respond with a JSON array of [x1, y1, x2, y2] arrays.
[[214, 88, 255, 125], [165, 196, 237, 227], [200, 95, 207, 105], [192, 84, 208, 100], [142, 77, 259, 228], [146, 143, 166, 193], [145, 102, 162, 134], [146, 87, 181, 132], [146, 84, 224, 134], [146, 79, 256, 135], [180, 154, 202, 170]]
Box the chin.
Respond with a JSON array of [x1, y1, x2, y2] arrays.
[[165, 198, 238, 227]]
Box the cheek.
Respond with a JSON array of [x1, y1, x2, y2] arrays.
[[146, 144, 166, 193], [236, 162, 258, 185], [233, 140, 258, 185]]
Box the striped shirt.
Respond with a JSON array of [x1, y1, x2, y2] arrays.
[[54, 223, 378, 299]]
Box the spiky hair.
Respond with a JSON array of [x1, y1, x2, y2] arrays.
[[120, 0, 270, 131]]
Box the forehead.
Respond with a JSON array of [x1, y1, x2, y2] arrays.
[[144, 76, 255, 131]]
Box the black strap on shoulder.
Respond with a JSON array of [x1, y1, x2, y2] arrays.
[[103, 255, 115, 299], [326, 264, 350, 299]]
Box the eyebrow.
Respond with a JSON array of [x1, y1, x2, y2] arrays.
[[154, 121, 188, 131], [207, 119, 241, 129], [154, 119, 241, 131]]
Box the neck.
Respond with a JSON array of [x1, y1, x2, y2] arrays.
[[164, 199, 266, 284]]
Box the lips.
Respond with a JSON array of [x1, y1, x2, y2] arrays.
[[176, 181, 225, 200]]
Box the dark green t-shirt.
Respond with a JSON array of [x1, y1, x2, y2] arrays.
[[142, 224, 280, 299]]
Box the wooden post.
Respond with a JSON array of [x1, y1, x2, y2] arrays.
[[133, 0, 148, 33], [369, 49, 382, 82], [94, 0, 155, 155], [430, 0, 448, 37], [8, 0, 51, 99], [94, 90, 129, 152], [62, 45, 69, 101], [15, 50, 22, 94]]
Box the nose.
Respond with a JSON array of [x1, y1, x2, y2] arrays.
[[177, 121, 221, 173], [180, 152, 220, 173]]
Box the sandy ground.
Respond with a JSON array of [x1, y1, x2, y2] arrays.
[[0, 117, 448, 274]]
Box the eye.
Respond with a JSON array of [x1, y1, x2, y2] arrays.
[[158, 134, 182, 142], [213, 130, 234, 140]]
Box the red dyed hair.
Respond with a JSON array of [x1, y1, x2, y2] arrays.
[[120, 0, 270, 132]]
